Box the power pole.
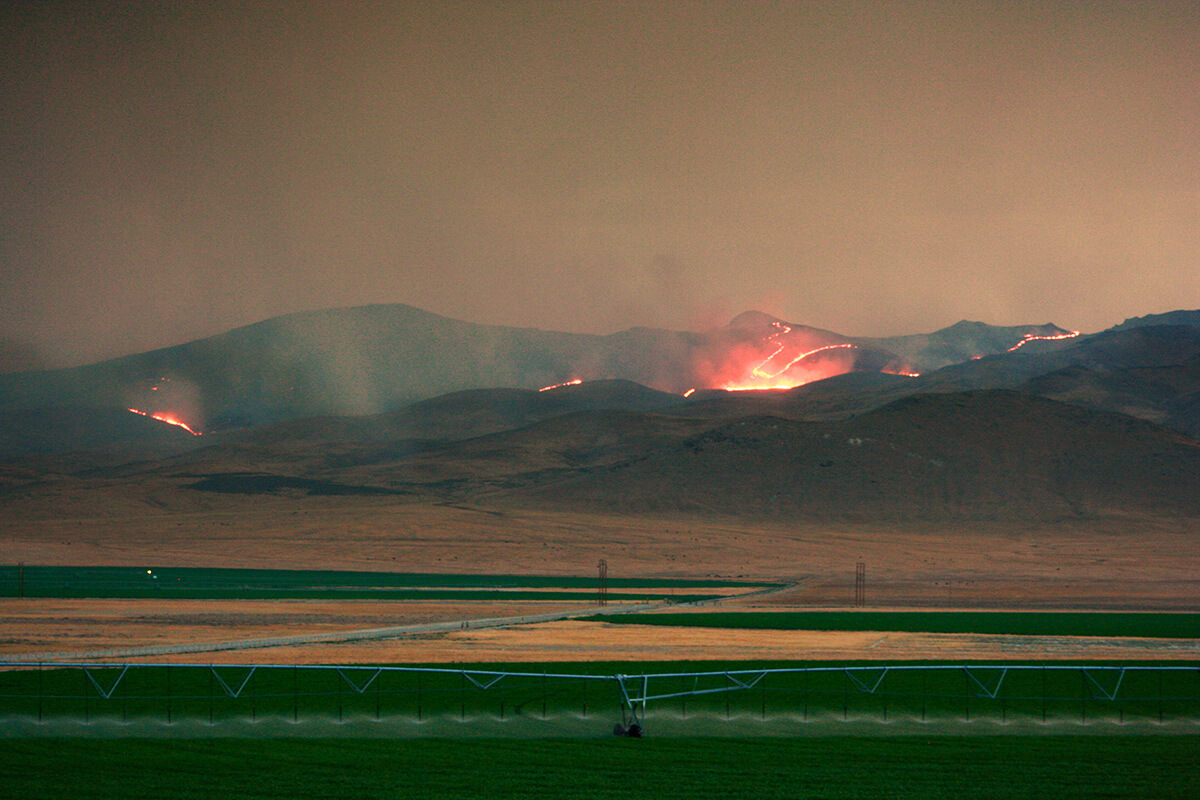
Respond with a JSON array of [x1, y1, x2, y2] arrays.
[[854, 561, 865, 607], [598, 559, 608, 607]]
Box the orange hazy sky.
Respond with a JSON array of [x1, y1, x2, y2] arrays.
[[1, 1, 1197, 369]]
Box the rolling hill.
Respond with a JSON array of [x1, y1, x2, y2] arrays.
[[0, 303, 1087, 444], [332, 389, 1200, 521], [55, 383, 1194, 523], [2, 304, 1199, 525]]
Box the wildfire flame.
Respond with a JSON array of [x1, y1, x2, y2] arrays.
[[128, 408, 201, 436], [720, 323, 859, 391], [1006, 330, 1081, 352], [538, 378, 583, 392], [536, 318, 1058, 396]]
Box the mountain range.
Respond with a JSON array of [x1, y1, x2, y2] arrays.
[[0, 303, 1097, 430], [2, 304, 1199, 522]]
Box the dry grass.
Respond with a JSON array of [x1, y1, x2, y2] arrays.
[[2, 488, 1198, 664]]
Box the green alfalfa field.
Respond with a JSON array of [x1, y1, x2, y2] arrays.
[[3, 735, 1199, 799], [4, 659, 1200, 799]]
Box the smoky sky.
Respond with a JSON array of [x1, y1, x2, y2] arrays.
[[1, 1, 1197, 370]]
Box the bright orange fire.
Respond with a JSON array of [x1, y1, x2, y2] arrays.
[[538, 378, 582, 392], [719, 323, 859, 391], [1006, 330, 1081, 352], [128, 408, 201, 436]]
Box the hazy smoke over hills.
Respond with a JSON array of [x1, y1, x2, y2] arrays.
[[0, 304, 1090, 434], [2, 303, 1199, 524], [1, 3, 1197, 370]]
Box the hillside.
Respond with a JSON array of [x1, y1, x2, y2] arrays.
[[489, 391, 1200, 521], [3, 305, 1200, 525], [66, 387, 1198, 524], [865, 320, 1079, 371], [0, 303, 1086, 443], [703, 323, 1200, 437]]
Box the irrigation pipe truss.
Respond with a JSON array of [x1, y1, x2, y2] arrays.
[[3, 662, 1198, 730]]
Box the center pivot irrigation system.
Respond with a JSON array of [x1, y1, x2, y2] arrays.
[[610, 664, 1200, 733], [4, 662, 1200, 735]]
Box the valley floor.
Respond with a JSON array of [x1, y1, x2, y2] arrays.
[[2, 495, 1197, 664]]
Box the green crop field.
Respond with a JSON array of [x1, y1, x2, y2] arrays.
[[586, 611, 1200, 639], [0, 565, 769, 601], [4, 661, 1199, 728], [2, 736, 1198, 799], [5, 661, 1200, 798]]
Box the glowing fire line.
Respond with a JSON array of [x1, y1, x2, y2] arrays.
[[721, 322, 859, 391], [1006, 330, 1081, 352], [750, 324, 857, 378], [128, 408, 201, 436], [758, 341, 856, 377], [538, 379, 582, 392]]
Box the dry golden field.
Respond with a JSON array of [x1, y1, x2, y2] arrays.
[[2, 486, 1197, 664]]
